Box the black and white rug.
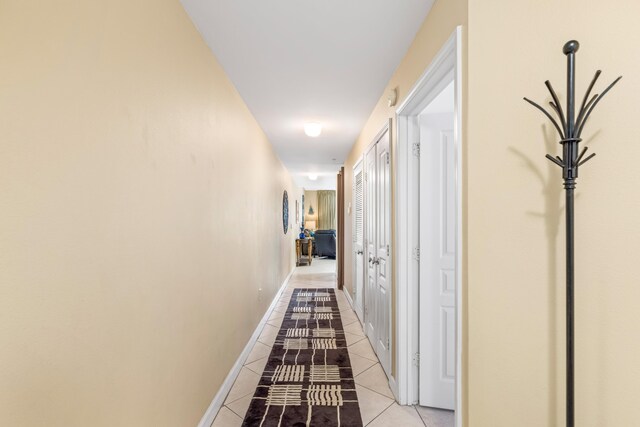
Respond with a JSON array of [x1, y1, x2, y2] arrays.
[[242, 288, 363, 426]]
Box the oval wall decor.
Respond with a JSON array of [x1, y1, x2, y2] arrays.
[[282, 190, 289, 234]]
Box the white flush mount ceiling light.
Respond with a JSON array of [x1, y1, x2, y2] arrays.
[[304, 123, 322, 137], [308, 174, 318, 181]]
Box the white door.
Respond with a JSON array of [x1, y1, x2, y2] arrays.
[[353, 158, 365, 322], [363, 124, 392, 377], [419, 112, 456, 409], [364, 143, 377, 340], [374, 128, 392, 375]]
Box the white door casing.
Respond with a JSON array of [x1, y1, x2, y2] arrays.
[[394, 27, 463, 426], [353, 157, 365, 322], [419, 112, 456, 409]]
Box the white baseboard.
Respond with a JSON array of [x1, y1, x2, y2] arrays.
[[341, 286, 364, 325], [342, 286, 355, 309], [197, 269, 295, 427], [388, 375, 400, 402]]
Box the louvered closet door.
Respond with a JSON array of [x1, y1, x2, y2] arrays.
[[353, 159, 365, 322], [364, 143, 377, 341]]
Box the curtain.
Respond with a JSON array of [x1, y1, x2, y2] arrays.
[[317, 190, 336, 230]]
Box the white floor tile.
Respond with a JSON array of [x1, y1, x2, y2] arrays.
[[224, 367, 260, 404], [349, 352, 378, 376], [245, 341, 271, 364], [211, 406, 242, 427], [368, 403, 425, 427], [345, 331, 366, 346], [244, 355, 268, 375], [225, 394, 253, 420], [344, 321, 366, 336], [355, 363, 394, 399], [272, 305, 287, 314], [340, 310, 360, 326], [257, 323, 279, 346], [415, 405, 455, 427], [268, 309, 285, 320], [267, 318, 284, 328], [348, 337, 378, 361], [355, 384, 394, 425]]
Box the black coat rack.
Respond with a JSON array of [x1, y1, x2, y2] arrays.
[[524, 40, 621, 427]]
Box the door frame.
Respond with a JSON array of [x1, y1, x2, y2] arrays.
[[337, 167, 345, 289], [394, 27, 464, 426]]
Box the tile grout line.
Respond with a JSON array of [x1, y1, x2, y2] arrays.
[[348, 348, 381, 363], [244, 358, 269, 375], [223, 403, 247, 420], [353, 363, 396, 401], [354, 362, 381, 379], [224, 389, 254, 406], [363, 399, 395, 426], [345, 336, 367, 347], [355, 381, 395, 402], [220, 407, 243, 422], [412, 405, 429, 427]]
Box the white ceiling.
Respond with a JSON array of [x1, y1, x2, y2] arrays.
[[180, 0, 434, 190]]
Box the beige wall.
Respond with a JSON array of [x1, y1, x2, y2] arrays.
[[0, 1, 300, 426], [467, 0, 640, 425], [342, 0, 468, 382], [344, 0, 640, 424]]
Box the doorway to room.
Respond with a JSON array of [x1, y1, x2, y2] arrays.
[[395, 27, 463, 427], [303, 189, 339, 262]]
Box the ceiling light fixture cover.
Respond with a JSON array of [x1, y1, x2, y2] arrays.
[[309, 174, 318, 181], [304, 123, 322, 137]]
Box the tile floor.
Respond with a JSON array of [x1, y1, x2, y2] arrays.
[[212, 259, 454, 427]]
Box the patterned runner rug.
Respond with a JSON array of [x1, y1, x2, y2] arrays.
[[242, 288, 363, 426]]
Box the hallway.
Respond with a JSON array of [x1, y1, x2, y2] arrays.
[[212, 260, 453, 427]]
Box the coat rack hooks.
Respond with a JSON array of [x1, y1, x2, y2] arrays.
[[524, 40, 621, 427]]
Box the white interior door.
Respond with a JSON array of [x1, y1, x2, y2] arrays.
[[363, 125, 392, 377], [374, 128, 392, 375], [419, 111, 456, 409], [364, 143, 377, 340], [353, 158, 365, 322]]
